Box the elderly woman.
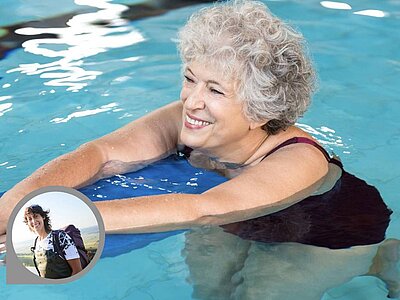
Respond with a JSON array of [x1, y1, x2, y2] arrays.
[[0, 0, 397, 297], [24, 204, 82, 278]]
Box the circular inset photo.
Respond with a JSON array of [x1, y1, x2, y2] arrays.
[[10, 187, 104, 282]]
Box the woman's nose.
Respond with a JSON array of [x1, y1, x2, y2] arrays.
[[184, 85, 206, 110]]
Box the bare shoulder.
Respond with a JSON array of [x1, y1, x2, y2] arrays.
[[255, 126, 329, 186], [258, 126, 328, 171], [200, 127, 330, 224], [253, 126, 329, 193]]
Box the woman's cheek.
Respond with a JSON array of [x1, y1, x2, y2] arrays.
[[180, 87, 188, 102]]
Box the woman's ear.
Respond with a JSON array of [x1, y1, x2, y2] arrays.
[[249, 120, 267, 130]]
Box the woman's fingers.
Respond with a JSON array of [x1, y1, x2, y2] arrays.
[[0, 234, 7, 253], [0, 234, 6, 266], [0, 255, 5, 266]]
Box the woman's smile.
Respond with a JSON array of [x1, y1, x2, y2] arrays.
[[185, 113, 212, 129], [27, 213, 45, 234]]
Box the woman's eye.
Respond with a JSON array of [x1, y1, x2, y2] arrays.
[[210, 88, 224, 95], [184, 75, 194, 83]]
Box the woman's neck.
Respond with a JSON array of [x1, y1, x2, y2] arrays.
[[37, 229, 49, 240], [206, 130, 270, 165]]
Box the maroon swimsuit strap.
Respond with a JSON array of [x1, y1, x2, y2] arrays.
[[180, 137, 342, 167], [262, 137, 342, 167]]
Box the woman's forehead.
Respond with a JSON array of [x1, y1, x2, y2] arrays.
[[185, 61, 237, 85], [26, 212, 40, 217]]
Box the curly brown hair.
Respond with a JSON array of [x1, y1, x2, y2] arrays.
[[23, 204, 52, 233]]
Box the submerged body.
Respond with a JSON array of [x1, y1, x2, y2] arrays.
[[180, 138, 397, 299], [184, 228, 400, 300]]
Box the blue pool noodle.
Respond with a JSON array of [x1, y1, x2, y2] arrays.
[[2, 155, 227, 257]]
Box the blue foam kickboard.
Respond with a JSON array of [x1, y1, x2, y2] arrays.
[[2, 155, 227, 257]]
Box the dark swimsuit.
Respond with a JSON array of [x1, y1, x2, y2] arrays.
[[181, 137, 392, 249]]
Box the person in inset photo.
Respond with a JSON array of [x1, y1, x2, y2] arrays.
[[11, 190, 100, 281], [23, 204, 84, 279]]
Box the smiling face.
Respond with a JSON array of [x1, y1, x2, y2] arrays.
[[26, 213, 46, 235], [180, 60, 260, 160]]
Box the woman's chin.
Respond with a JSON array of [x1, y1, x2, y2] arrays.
[[181, 139, 200, 149], [180, 132, 202, 149]]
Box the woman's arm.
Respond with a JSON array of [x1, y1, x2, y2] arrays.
[[96, 142, 329, 233], [0, 101, 183, 234], [67, 258, 83, 276]]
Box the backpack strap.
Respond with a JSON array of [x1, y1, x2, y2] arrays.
[[31, 237, 40, 276], [52, 230, 66, 261]]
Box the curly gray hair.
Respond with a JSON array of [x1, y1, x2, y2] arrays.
[[178, 0, 316, 134]]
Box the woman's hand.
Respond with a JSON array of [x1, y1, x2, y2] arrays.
[[0, 234, 6, 250], [0, 192, 10, 262], [0, 192, 14, 236], [0, 233, 7, 266], [67, 258, 82, 276], [0, 188, 28, 236], [0, 216, 6, 238]]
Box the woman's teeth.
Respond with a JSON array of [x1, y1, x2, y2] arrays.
[[186, 115, 211, 126]]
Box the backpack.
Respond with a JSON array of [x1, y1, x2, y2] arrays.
[[31, 224, 90, 276], [53, 225, 90, 270]]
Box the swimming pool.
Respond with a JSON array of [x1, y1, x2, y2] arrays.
[[1, 0, 399, 299]]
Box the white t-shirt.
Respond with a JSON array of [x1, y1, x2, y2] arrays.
[[36, 231, 80, 260]]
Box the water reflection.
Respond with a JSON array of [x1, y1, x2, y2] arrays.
[[50, 102, 119, 123], [7, 0, 145, 92], [0, 102, 12, 116], [354, 10, 388, 18], [320, 1, 352, 10], [296, 122, 349, 154], [0, 96, 12, 101], [320, 1, 388, 18]]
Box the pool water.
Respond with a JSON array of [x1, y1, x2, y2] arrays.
[[0, 0, 399, 299]]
